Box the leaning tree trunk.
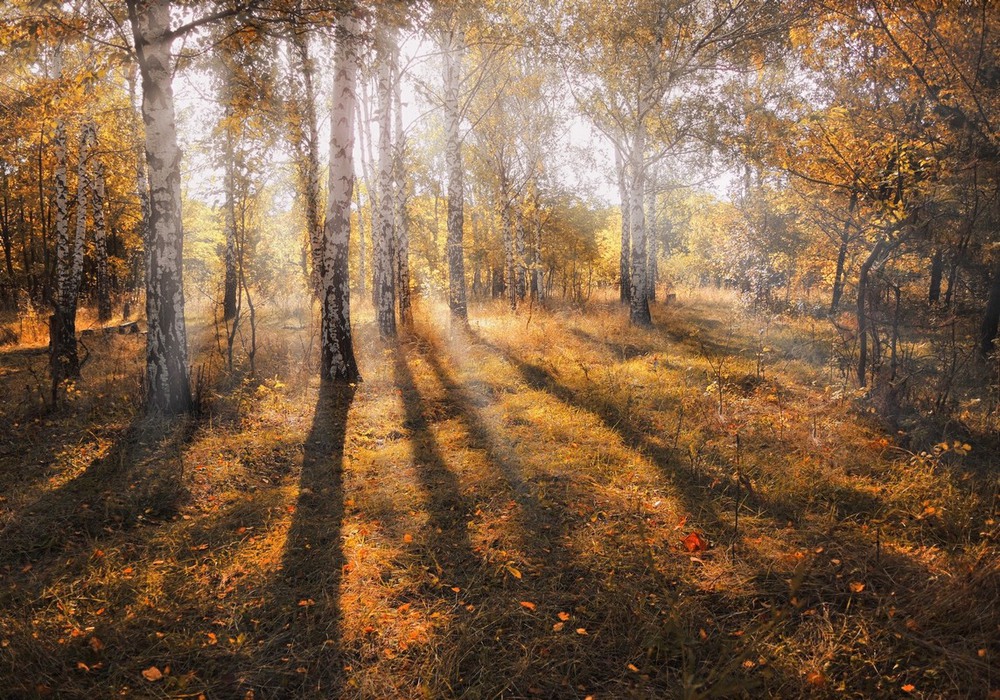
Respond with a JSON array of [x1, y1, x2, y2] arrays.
[[616, 146, 630, 305], [319, 14, 361, 383], [92, 154, 112, 322], [442, 28, 468, 322], [128, 0, 193, 414], [373, 26, 397, 339], [392, 49, 411, 327], [628, 123, 651, 326]]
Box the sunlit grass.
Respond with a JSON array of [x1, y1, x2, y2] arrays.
[[0, 289, 996, 698]]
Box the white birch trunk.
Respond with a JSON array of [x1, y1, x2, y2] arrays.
[[128, 0, 193, 413], [373, 25, 396, 338], [319, 14, 361, 382], [442, 28, 467, 321], [392, 48, 411, 326], [92, 153, 112, 322], [628, 121, 651, 326]]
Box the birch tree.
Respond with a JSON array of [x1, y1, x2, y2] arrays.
[[372, 23, 397, 338], [319, 12, 362, 382]]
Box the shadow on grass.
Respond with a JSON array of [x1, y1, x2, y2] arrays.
[[0, 416, 191, 566], [236, 381, 355, 698]]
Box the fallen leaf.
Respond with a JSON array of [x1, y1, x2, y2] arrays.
[[552, 622, 564, 632], [88, 637, 104, 652], [901, 684, 915, 693], [558, 611, 570, 621], [849, 581, 865, 593], [627, 663, 640, 672], [298, 599, 315, 607], [76, 662, 90, 672], [141, 666, 163, 682], [403, 533, 413, 544], [519, 601, 537, 611], [576, 628, 588, 635], [682, 532, 709, 553], [806, 671, 825, 687], [206, 632, 218, 645]]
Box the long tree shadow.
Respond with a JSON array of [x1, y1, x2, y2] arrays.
[[238, 381, 354, 699], [0, 416, 191, 566], [409, 329, 580, 586], [464, 327, 804, 538], [392, 346, 478, 581]]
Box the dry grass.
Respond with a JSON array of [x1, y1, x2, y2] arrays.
[[0, 288, 997, 698]]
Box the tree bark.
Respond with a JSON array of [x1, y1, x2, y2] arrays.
[[373, 26, 397, 339], [392, 38, 411, 326], [442, 28, 467, 322], [222, 105, 238, 322], [980, 258, 1000, 359], [616, 146, 630, 304], [628, 123, 651, 326], [928, 247, 943, 304], [50, 120, 79, 387], [289, 20, 324, 299], [830, 190, 856, 313], [319, 13, 361, 383], [645, 172, 657, 301], [127, 0, 193, 414], [92, 154, 112, 322]]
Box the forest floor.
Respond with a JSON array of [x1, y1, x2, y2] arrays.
[[0, 289, 997, 699]]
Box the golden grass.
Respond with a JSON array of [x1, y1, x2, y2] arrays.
[[0, 288, 997, 698]]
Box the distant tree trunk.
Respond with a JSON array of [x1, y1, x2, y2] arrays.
[[289, 20, 323, 299], [928, 247, 943, 304], [645, 173, 657, 301], [222, 105, 238, 322], [531, 207, 543, 300], [50, 120, 80, 389], [392, 44, 411, 326], [499, 173, 516, 311], [980, 258, 1000, 359], [616, 146, 630, 304], [373, 26, 397, 339], [319, 14, 361, 383], [126, 62, 149, 321], [127, 0, 193, 414], [856, 243, 880, 388], [628, 124, 651, 326], [92, 155, 112, 323], [830, 191, 856, 313], [355, 172, 367, 298], [442, 28, 467, 322], [515, 211, 526, 302]]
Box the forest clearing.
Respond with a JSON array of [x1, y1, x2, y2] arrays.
[[1, 290, 997, 698], [3, 0, 1000, 697]]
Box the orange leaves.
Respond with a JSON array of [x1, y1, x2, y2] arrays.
[[849, 581, 865, 594], [557, 612, 570, 621], [682, 532, 708, 553], [298, 598, 315, 607], [519, 601, 536, 611], [552, 622, 565, 632], [403, 533, 413, 544], [901, 684, 916, 693], [141, 666, 163, 682]]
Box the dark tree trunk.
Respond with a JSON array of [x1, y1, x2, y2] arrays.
[[929, 248, 943, 304], [830, 191, 856, 313], [980, 258, 1000, 359]]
